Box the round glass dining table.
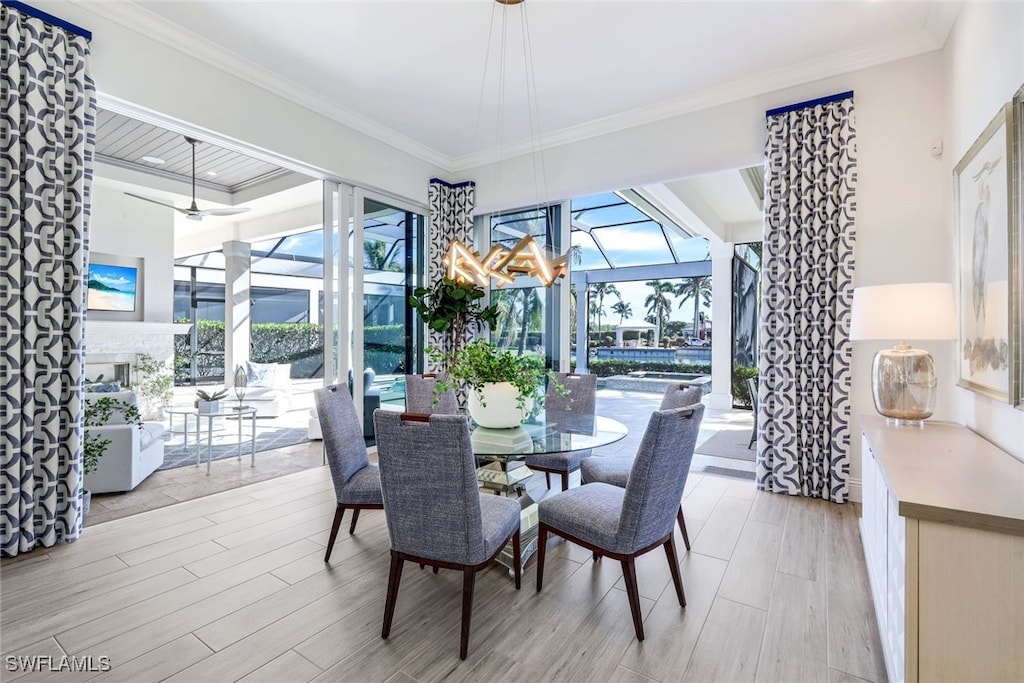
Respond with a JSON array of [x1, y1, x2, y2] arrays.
[[470, 413, 627, 495]]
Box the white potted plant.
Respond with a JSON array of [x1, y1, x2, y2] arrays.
[[195, 388, 229, 414], [435, 339, 559, 429]]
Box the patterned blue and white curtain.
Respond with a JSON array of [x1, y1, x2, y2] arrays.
[[756, 92, 857, 504], [1, 2, 96, 556], [426, 178, 475, 365]]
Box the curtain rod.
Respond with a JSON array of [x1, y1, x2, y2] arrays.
[[2, 0, 91, 40], [765, 91, 853, 118]]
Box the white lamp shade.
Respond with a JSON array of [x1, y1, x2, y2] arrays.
[[850, 283, 956, 341]]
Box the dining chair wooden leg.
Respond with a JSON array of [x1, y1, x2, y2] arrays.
[[459, 568, 476, 660], [664, 535, 687, 607], [433, 566, 439, 574], [544, 472, 551, 488], [349, 508, 361, 534], [382, 552, 404, 639], [512, 529, 522, 590], [324, 505, 345, 562], [536, 524, 549, 591], [677, 506, 691, 551], [560, 471, 569, 491], [620, 556, 645, 641]]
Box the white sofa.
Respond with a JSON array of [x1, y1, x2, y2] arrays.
[[84, 390, 165, 493], [243, 362, 292, 418]]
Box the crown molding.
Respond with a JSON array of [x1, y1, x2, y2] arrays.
[[448, 31, 951, 172], [76, 0, 957, 177], [72, 0, 451, 170]]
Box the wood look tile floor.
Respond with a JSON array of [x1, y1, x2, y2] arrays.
[[0, 464, 887, 683]]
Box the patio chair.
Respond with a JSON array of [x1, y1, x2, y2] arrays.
[[747, 376, 758, 449], [404, 373, 458, 414], [579, 382, 702, 549], [525, 373, 597, 491], [373, 410, 522, 660], [536, 404, 705, 641], [314, 384, 384, 562]]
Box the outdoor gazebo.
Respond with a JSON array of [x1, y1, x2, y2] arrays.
[[615, 320, 658, 347]]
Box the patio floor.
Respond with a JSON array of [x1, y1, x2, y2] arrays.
[[87, 385, 754, 526]]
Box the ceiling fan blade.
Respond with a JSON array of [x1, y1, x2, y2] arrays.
[[124, 192, 178, 210], [198, 207, 252, 217]]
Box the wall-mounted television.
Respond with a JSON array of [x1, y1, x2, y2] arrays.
[[87, 263, 139, 312]]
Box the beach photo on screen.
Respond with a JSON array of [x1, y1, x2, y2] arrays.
[[88, 263, 138, 311]]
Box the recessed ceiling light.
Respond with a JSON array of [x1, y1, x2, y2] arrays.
[[141, 155, 164, 164], [205, 171, 217, 177]]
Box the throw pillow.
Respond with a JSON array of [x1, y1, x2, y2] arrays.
[[86, 382, 122, 393], [246, 361, 276, 388]]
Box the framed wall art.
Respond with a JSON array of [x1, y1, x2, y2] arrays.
[[1015, 85, 1024, 408], [954, 102, 1017, 403]]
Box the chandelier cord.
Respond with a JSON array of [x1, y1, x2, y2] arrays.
[[520, 2, 550, 229]]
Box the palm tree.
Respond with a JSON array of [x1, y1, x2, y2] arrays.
[[611, 300, 632, 324], [674, 276, 712, 339], [589, 283, 620, 337], [364, 239, 401, 272], [644, 280, 674, 346], [516, 288, 543, 355]]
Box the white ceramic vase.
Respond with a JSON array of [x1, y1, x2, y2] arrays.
[[467, 382, 533, 429]]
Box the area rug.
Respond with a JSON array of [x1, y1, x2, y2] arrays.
[[694, 429, 756, 462], [158, 427, 311, 471], [701, 465, 756, 480]]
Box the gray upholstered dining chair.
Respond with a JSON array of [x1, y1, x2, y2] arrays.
[[536, 404, 705, 641], [525, 372, 597, 491], [579, 383, 703, 549], [404, 373, 458, 414], [314, 384, 383, 562], [373, 410, 522, 660]]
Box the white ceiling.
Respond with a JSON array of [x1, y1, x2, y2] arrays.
[[97, 0, 958, 170]]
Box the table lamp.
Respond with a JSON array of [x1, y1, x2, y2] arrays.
[[850, 283, 956, 424]]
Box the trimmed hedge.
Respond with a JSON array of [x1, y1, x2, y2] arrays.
[[732, 365, 759, 408], [174, 321, 406, 381], [585, 359, 711, 378]]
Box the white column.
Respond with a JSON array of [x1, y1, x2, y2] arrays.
[[574, 282, 589, 372], [224, 240, 251, 386], [708, 241, 734, 409]]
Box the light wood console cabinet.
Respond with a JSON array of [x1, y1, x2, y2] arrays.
[[859, 416, 1024, 683]]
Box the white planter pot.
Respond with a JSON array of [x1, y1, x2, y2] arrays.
[[196, 400, 220, 414], [467, 382, 533, 429]]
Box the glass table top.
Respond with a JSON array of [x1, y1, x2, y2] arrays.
[[470, 414, 627, 458]]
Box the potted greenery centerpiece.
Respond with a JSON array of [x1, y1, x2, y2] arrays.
[[432, 339, 548, 428], [195, 388, 229, 414], [83, 396, 143, 516]]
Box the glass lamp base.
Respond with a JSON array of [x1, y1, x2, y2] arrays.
[[871, 347, 936, 421]]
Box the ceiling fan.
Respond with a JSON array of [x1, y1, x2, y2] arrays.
[[125, 136, 251, 221]]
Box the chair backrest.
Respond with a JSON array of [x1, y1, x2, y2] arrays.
[[746, 377, 759, 411], [617, 404, 705, 553], [545, 373, 597, 415], [405, 374, 458, 414], [373, 411, 484, 564], [659, 383, 703, 410], [314, 385, 370, 496]]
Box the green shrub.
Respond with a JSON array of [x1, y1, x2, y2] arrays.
[[174, 321, 405, 381], [585, 359, 711, 377], [732, 365, 759, 408]]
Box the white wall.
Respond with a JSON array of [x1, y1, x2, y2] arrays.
[[90, 182, 174, 323], [47, 1, 444, 205], [463, 51, 951, 496], [945, 2, 1024, 461]]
